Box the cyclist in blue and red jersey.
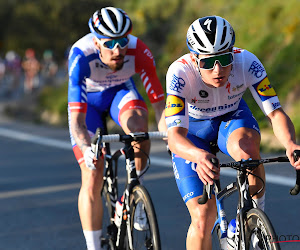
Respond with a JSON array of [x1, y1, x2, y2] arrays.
[[165, 16, 300, 250], [68, 7, 166, 250]]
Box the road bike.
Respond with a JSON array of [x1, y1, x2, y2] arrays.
[[198, 149, 300, 250], [92, 127, 167, 250]]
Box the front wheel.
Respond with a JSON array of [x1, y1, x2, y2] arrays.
[[101, 182, 117, 250], [126, 185, 161, 250], [244, 208, 280, 250]]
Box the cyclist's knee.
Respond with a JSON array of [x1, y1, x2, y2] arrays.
[[228, 131, 261, 160], [120, 109, 148, 133], [80, 166, 103, 195], [190, 214, 212, 239], [188, 200, 216, 237]]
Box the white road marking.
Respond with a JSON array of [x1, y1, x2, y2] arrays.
[[0, 127, 296, 199]]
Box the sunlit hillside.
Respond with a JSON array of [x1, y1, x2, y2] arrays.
[[2, 0, 299, 144]]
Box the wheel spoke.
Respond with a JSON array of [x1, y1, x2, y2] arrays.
[[245, 208, 280, 250]]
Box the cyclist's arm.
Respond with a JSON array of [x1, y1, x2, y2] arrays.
[[151, 99, 167, 132], [68, 46, 92, 155], [135, 38, 165, 131], [69, 111, 91, 154], [267, 108, 300, 168], [168, 127, 219, 185]]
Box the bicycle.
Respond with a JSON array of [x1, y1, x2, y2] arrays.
[[91, 127, 167, 250], [198, 148, 300, 250]]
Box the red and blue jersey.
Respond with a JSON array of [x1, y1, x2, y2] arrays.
[[68, 33, 164, 113]]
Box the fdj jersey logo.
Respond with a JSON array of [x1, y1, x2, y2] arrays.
[[256, 77, 276, 97], [165, 95, 185, 117]]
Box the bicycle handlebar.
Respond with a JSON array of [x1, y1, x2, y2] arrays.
[[91, 128, 167, 159], [101, 131, 167, 143], [198, 150, 300, 204]]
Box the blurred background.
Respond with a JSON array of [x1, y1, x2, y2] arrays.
[[0, 0, 299, 151]]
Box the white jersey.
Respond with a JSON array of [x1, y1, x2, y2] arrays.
[[165, 48, 281, 129]]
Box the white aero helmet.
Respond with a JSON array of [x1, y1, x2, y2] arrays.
[[88, 7, 132, 39], [186, 16, 235, 55]]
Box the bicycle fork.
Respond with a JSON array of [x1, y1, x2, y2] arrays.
[[104, 155, 118, 219], [116, 189, 133, 249], [116, 143, 139, 250], [234, 170, 254, 250]]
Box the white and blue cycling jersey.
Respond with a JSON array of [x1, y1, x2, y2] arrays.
[[166, 48, 281, 203]]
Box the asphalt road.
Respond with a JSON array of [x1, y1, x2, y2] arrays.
[[0, 117, 299, 250]]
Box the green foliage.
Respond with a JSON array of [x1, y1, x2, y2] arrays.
[[38, 82, 69, 125], [2, 0, 299, 139]]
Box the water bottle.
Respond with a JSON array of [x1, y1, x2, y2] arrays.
[[227, 219, 236, 250], [114, 196, 124, 227]]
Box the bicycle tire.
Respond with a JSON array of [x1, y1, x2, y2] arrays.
[[125, 185, 161, 250], [244, 208, 280, 250]]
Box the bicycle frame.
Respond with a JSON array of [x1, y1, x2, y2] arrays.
[[212, 168, 254, 249], [207, 152, 300, 250], [102, 138, 140, 249], [235, 169, 256, 249]]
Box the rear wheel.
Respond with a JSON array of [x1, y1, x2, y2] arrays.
[[244, 208, 280, 250], [126, 185, 161, 250]]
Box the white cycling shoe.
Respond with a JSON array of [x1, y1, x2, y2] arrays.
[[133, 202, 149, 231]]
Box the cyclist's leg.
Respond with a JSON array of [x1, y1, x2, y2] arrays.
[[110, 79, 149, 174], [218, 99, 266, 202], [186, 198, 217, 250], [68, 90, 114, 250], [172, 128, 218, 250]]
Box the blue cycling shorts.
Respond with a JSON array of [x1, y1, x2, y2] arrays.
[[172, 99, 260, 203], [68, 78, 148, 165], [85, 78, 147, 134]]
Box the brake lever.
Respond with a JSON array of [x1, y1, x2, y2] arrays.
[[290, 150, 300, 195], [91, 128, 102, 160], [198, 158, 219, 204]]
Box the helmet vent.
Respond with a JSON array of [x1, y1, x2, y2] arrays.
[[121, 15, 127, 33], [194, 33, 205, 48], [219, 42, 229, 52], [107, 9, 118, 30], [221, 26, 227, 44], [99, 21, 110, 33], [206, 32, 216, 47]]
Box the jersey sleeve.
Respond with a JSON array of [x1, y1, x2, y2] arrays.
[[243, 50, 281, 115], [135, 39, 165, 103], [165, 61, 190, 130], [68, 47, 90, 113]]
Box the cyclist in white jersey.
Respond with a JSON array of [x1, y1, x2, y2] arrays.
[[165, 16, 300, 250], [68, 7, 166, 250]]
